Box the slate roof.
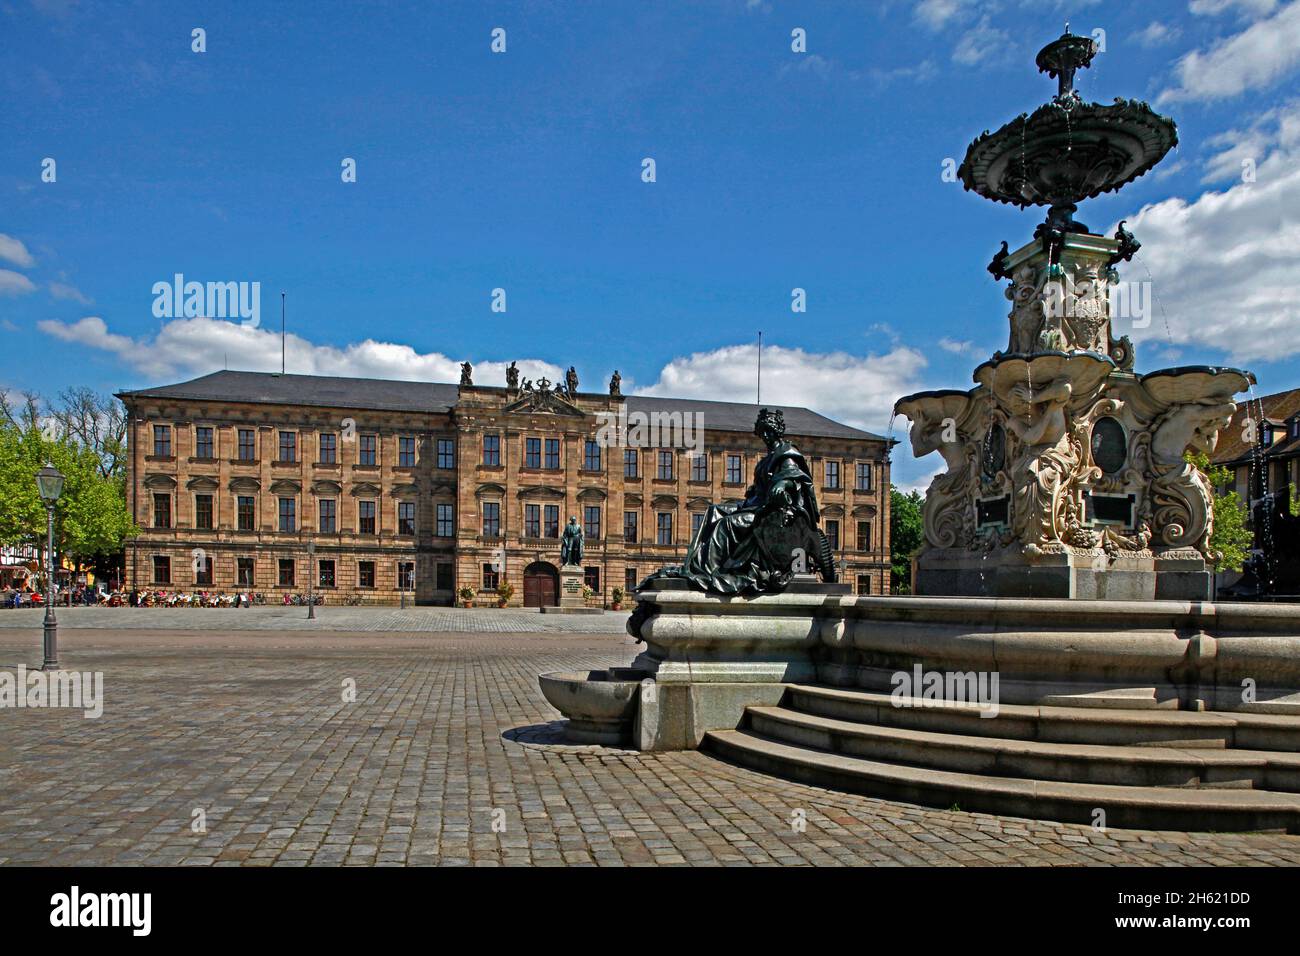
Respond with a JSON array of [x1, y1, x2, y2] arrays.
[[117, 370, 887, 442], [1213, 387, 1300, 466]]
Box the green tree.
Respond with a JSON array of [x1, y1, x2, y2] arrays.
[[0, 400, 136, 584], [1186, 451, 1252, 573], [889, 486, 924, 594]]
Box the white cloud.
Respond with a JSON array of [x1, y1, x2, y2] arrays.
[[0, 234, 36, 269], [915, 0, 977, 31], [952, 17, 1009, 67], [0, 269, 37, 296], [938, 337, 975, 355], [37, 315, 567, 388], [1134, 21, 1181, 47], [1190, 0, 1279, 17], [48, 281, 92, 305], [639, 342, 927, 435], [1118, 101, 1300, 364], [1159, 1, 1300, 103]]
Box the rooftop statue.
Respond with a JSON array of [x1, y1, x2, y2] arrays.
[[640, 408, 836, 595]]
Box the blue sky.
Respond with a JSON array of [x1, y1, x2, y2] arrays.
[[2, 0, 1298, 489]]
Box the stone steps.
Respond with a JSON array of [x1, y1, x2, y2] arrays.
[[706, 729, 1300, 834], [702, 684, 1300, 833], [746, 705, 1300, 791], [786, 684, 1300, 751]]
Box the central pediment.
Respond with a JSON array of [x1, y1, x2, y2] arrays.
[[504, 385, 585, 417]]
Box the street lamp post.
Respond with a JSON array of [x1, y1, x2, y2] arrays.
[[35, 463, 64, 671], [307, 540, 316, 620]]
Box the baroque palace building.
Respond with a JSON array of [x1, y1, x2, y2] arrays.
[[116, 369, 892, 606]]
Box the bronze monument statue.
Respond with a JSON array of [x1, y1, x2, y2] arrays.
[[640, 408, 836, 595], [560, 516, 584, 566]]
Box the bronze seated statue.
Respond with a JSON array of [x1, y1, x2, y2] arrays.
[[640, 408, 837, 595]]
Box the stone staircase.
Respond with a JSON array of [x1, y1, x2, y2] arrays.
[[705, 684, 1300, 833]]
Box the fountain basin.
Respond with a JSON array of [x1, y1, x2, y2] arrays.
[[538, 669, 643, 745]]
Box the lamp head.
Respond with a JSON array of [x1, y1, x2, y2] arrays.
[[35, 463, 64, 504]]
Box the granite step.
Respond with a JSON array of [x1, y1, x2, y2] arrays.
[[705, 728, 1300, 834], [786, 684, 1300, 751], [747, 705, 1300, 791]]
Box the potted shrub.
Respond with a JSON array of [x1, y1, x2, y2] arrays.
[[496, 580, 514, 608], [458, 585, 476, 608], [610, 586, 625, 611], [581, 583, 595, 606]]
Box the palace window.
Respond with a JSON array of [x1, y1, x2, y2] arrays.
[[483, 434, 500, 466], [238, 428, 256, 461], [237, 495, 256, 531], [279, 431, 297, 463], [398, 501, 415, 535], [359, 500, 376, 535], [237, 558, 254, 587], [482, 502, 501, 537], [358, 561, 375, 588], [319, 433, 337, 464], [624, 449, 639, 478], [690, 453, 707, 482], [278, 559, 295, 587], [436, 563, 454, 591], [857, 574, 871, 595], [195, 426, 214, 459], [825, 519, 840, 550], [153, 555, 171, 584], [437, 438, 455, 469], [278, 497, 296, 533], [525, 437, 541, 469], [691, 512, 705, 539], [524, 504, 541, 538], [856, 462, 872, 491], [656, 512, 673, 545], [658, 451, 674, 480], [584, 505, 601, 541], [359, 434, 377, 466], [436, 503, 454, 537], [625, 567, 638, 592], [726, 454, 743, 484], [584, 566, 600, 593], [319, 499, 336, 533], [195, 554, 213, 586], [318, 560, 335, 588], [857, 520, 871, 551], [398, 561, 415, 590], [153, 425, 172, 457], [153, 493, 171, 529], [623, 511, 638, 544], [544, 505, 560, 538], [398, 436, 416, 467], [195, 494, 214, 530], [584, 440, 602, 471], [482, 563, 500, 590], [825, 461, 840, 490], [545, 438, 560, 470]]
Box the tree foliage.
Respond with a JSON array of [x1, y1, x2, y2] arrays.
[[0, 389, 136, 577], [889, 486, 924, 593], [1186, 451, 1252, 573]]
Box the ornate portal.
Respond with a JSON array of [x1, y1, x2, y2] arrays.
[[895, 31, 1253, 600]]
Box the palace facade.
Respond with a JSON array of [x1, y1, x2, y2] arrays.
[[117, 370, 892, 605]]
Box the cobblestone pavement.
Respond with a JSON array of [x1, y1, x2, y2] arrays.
[[0, 605, 631, 633], [1, 627, 1298, 867]]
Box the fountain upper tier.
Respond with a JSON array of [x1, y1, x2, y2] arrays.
[[957, 30, 1177, 232]]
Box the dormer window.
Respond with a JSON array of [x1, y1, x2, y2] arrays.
[[1261, 422, 1274, 448]]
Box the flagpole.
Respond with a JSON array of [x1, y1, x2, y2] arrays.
[[756, 331, 762, 405]]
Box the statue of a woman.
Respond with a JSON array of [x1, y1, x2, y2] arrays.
[[640, 408, 834, 594]]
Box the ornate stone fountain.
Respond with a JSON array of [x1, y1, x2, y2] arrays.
[[896, 29, 1253, 600]]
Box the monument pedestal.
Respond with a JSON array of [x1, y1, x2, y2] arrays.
[[539, 564, 604, 614]]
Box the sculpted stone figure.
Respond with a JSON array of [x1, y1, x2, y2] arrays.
[[640, 408, 835, 594], [459, 361, 473, 386], [559, 516, 584, 566], [506, 361, 519, 390], [1006, 264, 1045, 353], [609, 370, 621, 396], [565, 366, 579, 397]]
